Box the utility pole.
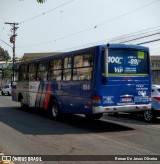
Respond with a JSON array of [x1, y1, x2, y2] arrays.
[[5, 22, 19, 81]]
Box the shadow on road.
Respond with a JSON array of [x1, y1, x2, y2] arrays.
[[104, 112, 160, 125], [0, 107, 134, 135]]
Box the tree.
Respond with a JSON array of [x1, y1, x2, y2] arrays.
[[37, 0, 46, 3], [3, 65, 12, 78], [0, 47, 11, 62], [20, 0, 46, 4]]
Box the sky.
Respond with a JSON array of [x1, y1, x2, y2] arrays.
[[0, 0, 160, 59]]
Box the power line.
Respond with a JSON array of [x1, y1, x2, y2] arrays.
[[19, 0, 74, 24], [109, 27, 160, 43], [96, 0, 159, 28], [0, 38, 12, 49], [0, 24, 6, 38], [17, 25, 160, 49], [146, 42, 160, 47], [119, 31, 160, 44], [53, 30, 160, 52], [17, 0, 159, 48], [54, 0, 159, 42], [137, 38, 160, 45], [97, 27, 160, 45]]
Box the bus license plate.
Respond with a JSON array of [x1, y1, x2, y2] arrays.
[[121, 98, 132, 102]]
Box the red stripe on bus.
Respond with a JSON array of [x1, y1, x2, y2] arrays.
[[44, 84, 51, 110]]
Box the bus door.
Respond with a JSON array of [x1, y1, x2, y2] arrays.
[[29, 81, 40, 107]]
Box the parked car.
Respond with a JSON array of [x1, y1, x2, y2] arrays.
[[1, 84, 12, 96], [108, 85, 160, 122], [143, 84, 160, 122]]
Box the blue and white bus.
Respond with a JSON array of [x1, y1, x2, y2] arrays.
[[12, 44, 151, 119]]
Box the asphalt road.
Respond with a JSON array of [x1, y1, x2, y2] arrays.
[[0, 95, 160, 163]]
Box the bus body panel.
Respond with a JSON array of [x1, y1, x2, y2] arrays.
[[60, 80, 92, 114], [12, 44, 151, 116], [92, 45, 151, 113]]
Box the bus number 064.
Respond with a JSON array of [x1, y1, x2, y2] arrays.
[[82, 84, 91, 90]]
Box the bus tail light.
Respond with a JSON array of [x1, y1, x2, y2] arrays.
[[92, 96, 101, 104]]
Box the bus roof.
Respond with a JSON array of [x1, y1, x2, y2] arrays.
[[107, 43, 149, 51], [15, 44, 149, 65]]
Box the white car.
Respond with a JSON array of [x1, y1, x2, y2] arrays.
[[1, 84, 12, 96], [143, 84, 160, 122]]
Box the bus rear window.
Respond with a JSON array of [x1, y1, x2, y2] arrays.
[[107, 49, 149, 76]]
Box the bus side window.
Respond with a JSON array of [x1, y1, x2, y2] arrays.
[[28, 63, 37, 81], [63, 57, 72, 81], [37, 61, 48, 81], [73, 54, 93, 81], [48, 58, 62, 81], [18, 64, 28, 81]]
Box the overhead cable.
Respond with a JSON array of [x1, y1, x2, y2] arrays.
[[19, 0, 74, 24], [0, 38, 13, 49], [137, 38, 160, 45], [17, 0, 159, 47], [119, 31, 160, 44]]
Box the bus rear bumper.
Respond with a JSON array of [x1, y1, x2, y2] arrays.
[[93, 104, 151, 113]]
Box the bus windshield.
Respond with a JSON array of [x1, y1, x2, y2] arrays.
[[107, 49, 149, 76]]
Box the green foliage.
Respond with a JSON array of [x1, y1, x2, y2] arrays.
[[20, 0, 46, 4], [37, 0, 46, 3], [3, 65, 12, 78], [0, 47, 11, 62]]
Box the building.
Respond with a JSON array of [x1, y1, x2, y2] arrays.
[[21, 52, 60, 62], [151, 56, 160, 84]]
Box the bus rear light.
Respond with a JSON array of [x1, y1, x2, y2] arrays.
[[143, 106, 147, 109], [106, 108, 110, 110], [92, 96, 101, 104]]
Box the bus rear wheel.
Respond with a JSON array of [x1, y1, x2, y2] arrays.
[[85, 113, 103, 120], [108, 112, 118, 116], [143, 110, 155, 122], [49, 100, 61, 120], [20, 98, 24, 108], [20, 98, 27, 109]]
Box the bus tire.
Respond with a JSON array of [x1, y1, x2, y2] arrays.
[[19, 94, 27, 110], [49, 100, 61, 120], [85, 113, 103, 120], [108, 112, 118, 116], [20, 98, 25, 109], [143, 110, 155, 123]]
